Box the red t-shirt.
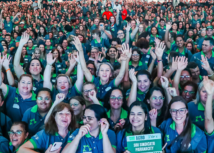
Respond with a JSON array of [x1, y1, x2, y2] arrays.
[[102, 11, 113, 20], [121, 9, 127, 20]]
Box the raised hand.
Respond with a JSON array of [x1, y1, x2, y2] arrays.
[[155, 42, 165, 60], [203, 76, 214, 95], [88, 90, 97, 101], [68, 53, 77, 66], [125, 23, 131, 31], [100, 118, 109, 134], [177, 56, 188, 71], [160, 76, 169, 89], [19, 32, 29, 46], [129, 69, 137, 83], [201, 55, 211, 72], [171, 56, 178, 70], [74, 53, 80, 63], [55, 93, 65, 104], [167, 87, 177, 97], [166, 22, 172, 30], [150, 48, 156, 60], [149, 109, 158, 121], [2, 55, 11, 69], [46, 53, 56, 66], [72, 36, 83, 52]]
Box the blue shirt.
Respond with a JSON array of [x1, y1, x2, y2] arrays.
[[159, 118, 207, 153], [173, 48, 193, 62], [107, 108, 128, 130], [32, 75, 44, 95], [91, 76, 117, 101], [4, 85, 37, 122], [128, 61, 148, 72], [205, 130, 214, 153], [4, 21, 13, 33], [67, 129, 116, 153], [0, 136, 10, 153], [91, 38, 110, 50], [157, 25, 166, 39], [190, 51, 214, 76], [30, 129, 71, 152], [188, 101, 208, 131], [22, 105, 47, 137], [116, 127, 162, 153]]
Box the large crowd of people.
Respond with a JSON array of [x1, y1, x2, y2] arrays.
[[0, 0, 214, 152]]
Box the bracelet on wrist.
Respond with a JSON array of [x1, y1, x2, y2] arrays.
[[157, 59, 162, 62], [6, 68, 10, 72]]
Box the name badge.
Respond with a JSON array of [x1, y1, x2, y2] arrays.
[[13, 104, 20, 109], [33, 87, 37, 91], [83, 152, 92, 153], [57, 65, 61, 68], [52, 79, 56, 83], [105, 87, 112, 92], [146, 55, 150, 58]]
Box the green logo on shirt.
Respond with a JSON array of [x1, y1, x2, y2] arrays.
[[15, 97, 19, 103], [83, 145, 92, 152], [30, 119, 37, 125], [196, 115, 204, 122], [165, 135, 170, 142]]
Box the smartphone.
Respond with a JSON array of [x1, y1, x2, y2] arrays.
[[50, 142, 62, 152]]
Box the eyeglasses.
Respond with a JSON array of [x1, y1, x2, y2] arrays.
[[82, 116, 94, 121], [110, 96, 123, 101], [70, 103, 79, 107], [170, 108, 187, 115], [180, 76, 190, 79], [117, 33, 124, 35], [87, 67, 95, 71], [132, 54, 140, 57], [37, 97, 50, 101], [152, 97, 165, 100], [83, 89, 93, 94], [8, 131, 23, 136], [183, 90, 195, 94]]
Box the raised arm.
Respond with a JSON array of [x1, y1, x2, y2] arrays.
[[73, 54, 84, 92], [204, 76, 214, 134], [114, 43, 129, 86], [201, 55, 214, 81], [0, 55, 7, 96], [163, 57, 178, 79], [125, 23, 131, 44], [155, 41, 165, 78], [2, 55, 14, 86], [164, 23, 172, 49], [130, 19, 139, 40], [127, 69, 137, 106], [13, 32, 28, 79], [73, 37, 93, 82], [65, 54, 77, 76], [147, 49, 156, 74], [44, 93, 65, 124], [43, 53, 56, 90], [172, 56, 188, 95], [160, 76, 171, 104]]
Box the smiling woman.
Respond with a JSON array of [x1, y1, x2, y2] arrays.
[[18, 102, 76, 153]]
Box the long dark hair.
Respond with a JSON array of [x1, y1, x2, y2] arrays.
[[25, 59, 44, 75], [45, 103, 76, 135], [145, 86, 167, 126], [103, 87, 128, 110], [165, 96, 192, 151]]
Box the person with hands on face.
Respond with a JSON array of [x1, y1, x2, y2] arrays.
[[73, 36, 128, 100], [62, 104, 116, 153], [158, 96, 207, 153], [203, 76, 214, 153], [18, 101, 76, 153], [103, 88, 128, 133], [116, 101, 162, 153], [43, 52, 83, 103]]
